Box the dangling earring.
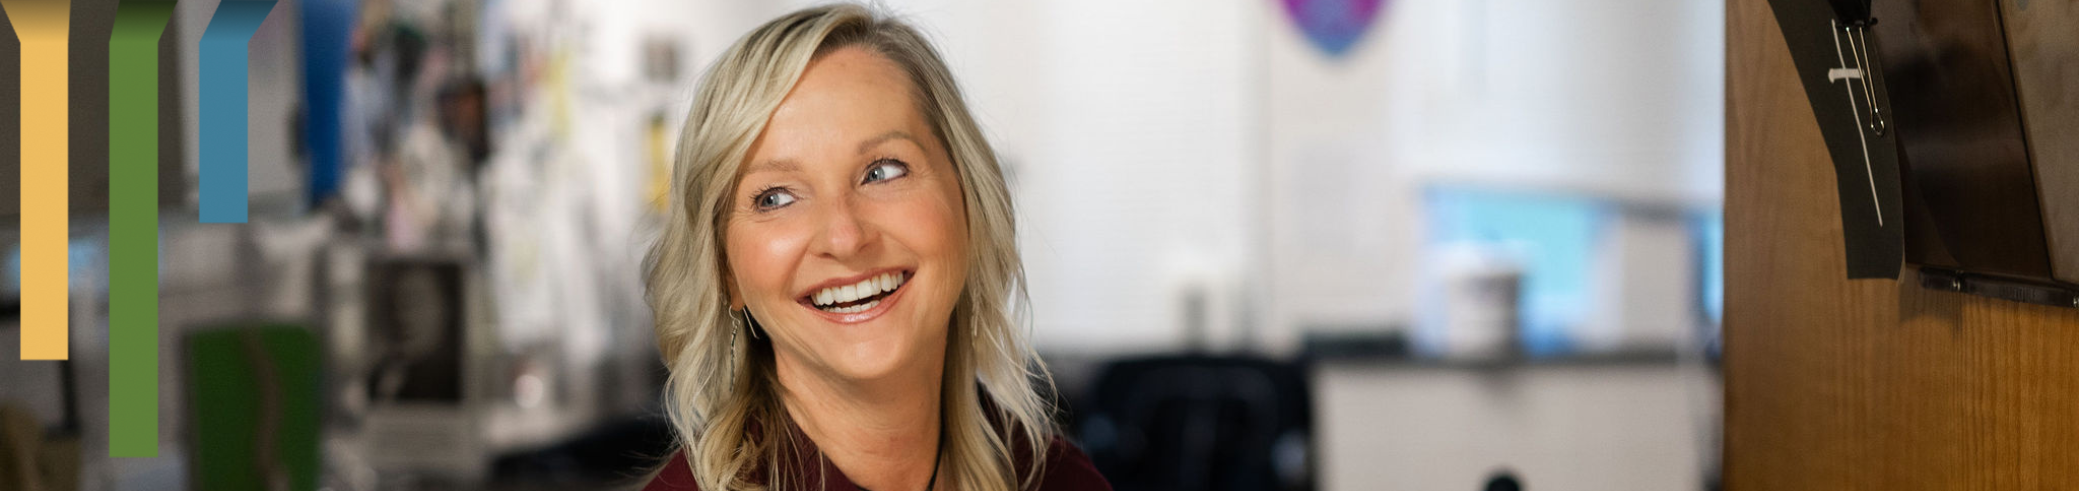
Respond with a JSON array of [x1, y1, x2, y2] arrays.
[[728, 308, 752, 378], [741, 309, 763, 339]]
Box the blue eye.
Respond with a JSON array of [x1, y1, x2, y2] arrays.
[[863, 159, 910, 184], [753, 188, 796, 210]]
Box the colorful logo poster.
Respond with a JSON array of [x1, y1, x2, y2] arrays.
[[1281, 0, 1387, 58]]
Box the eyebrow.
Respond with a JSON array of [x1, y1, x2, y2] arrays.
[[745, 158, 800, 176], [857, 130, 919, 155], [746, 131, 920, 175]]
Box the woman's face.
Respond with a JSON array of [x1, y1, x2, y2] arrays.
[[725, 46, 969, 385]]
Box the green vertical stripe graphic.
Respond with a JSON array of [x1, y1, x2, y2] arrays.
[[109, 0, 175, 459]]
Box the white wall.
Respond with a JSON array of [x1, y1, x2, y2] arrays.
[[1263, 0, 1417, 352], [1264, 0, 1726, 353], [1383, 0, 1726, 203], [1008, 0, 1260, 353]]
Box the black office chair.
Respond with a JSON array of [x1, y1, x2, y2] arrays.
[[1075, 355, 1312, 491]]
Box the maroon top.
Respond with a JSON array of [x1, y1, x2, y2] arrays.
[[642, 433, 1112, 491]]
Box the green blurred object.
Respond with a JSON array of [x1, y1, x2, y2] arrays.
[[184, 324, 321, 491], [108, 0, 180, 459]]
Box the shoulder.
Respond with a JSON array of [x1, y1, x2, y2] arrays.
[[1033, 436, 1112, 491], [643, 450, 700, 491], [642, 437, 1110, 491]]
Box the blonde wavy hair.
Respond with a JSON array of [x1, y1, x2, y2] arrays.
[[644, 4, 1055, 490]]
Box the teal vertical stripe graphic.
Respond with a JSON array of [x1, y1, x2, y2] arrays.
[[197, 0, 275, 223], [109, 0, 176, 459]]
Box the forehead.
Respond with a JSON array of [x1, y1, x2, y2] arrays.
[[760, 46, 925, 145]]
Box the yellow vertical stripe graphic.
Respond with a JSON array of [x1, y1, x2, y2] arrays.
[[7, 0, 71, 360]]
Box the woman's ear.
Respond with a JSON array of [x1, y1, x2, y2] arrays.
[[723, 268, 744, 310]]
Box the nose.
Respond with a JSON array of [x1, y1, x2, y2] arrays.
[[809, 196, 876, 260]]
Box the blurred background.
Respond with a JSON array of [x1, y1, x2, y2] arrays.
[[0, 0, 1725, 489]]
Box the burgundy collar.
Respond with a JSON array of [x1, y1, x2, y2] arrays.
[[642, 422, 1112, 491]]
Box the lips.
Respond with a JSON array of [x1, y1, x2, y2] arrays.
[[795, 268, 913, 322]]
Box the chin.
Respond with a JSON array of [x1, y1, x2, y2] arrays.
[[779, 274, 959, 385], [825, 336, 929, 383]]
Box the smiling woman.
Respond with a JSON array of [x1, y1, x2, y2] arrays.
[[641, 4, 1110, 491]]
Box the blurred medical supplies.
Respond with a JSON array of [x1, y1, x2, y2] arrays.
[[1421, 186, 1707, 357], [1419, 244, 1522, 361]]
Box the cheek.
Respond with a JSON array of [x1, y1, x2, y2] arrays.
[[725, 223, 813, 303], [886, 187, 969, 293], [895, 190, 965, 262]]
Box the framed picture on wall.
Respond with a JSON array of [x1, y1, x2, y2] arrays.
[[365, 258, 467, 405], [360, 254, 485, 479]]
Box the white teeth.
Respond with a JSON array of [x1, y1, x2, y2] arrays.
[[809, 271, 909, 309], [827, 299, 879, 313]]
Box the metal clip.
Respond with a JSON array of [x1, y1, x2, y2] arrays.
[[1843, 19, 1886, 136]]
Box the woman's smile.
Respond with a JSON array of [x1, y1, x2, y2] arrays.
[[797, 267, 914, 322]]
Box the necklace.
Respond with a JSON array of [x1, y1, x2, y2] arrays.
[[919, 423, 945, 491], [923, 451, 941, 491]]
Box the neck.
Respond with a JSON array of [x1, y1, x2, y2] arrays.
[[778, 352, 947, 491]]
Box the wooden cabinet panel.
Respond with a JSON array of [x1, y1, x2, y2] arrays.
[[1726, 0, 2079, 489]]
